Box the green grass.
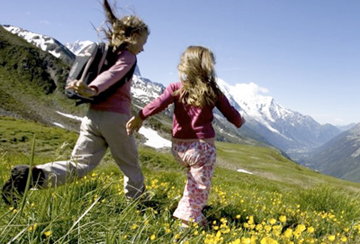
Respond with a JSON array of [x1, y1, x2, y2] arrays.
[[1, 117, 360, 243]]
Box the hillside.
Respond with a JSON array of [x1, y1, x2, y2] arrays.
[[303, 123, 360, 182], [0, 116, 358, 192], [1, 117, 360, 243], [2, 23, 360, 187], [0, 26, 86, 131]]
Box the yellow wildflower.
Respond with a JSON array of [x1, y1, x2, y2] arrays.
[[307, 226, 315, 234], [279, 215, 287, 223], [328, 235, 336, 242], [269, 218, 277, 225]]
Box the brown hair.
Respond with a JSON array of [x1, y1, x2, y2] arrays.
[[175, 46, 222, 107], [102, 0, 149, 51]]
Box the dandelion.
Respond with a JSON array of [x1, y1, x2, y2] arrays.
[[150, 234, 156, 241]]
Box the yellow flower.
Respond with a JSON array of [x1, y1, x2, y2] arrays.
[[150, 234, 156, 241], [340, 235, 348, 242], [43, 230, 52, 237], [260, 236, 279, 244], [264, 225, 272, 232], [269, 218, 277, 225], [295, 224, 306, 233], [307, 226, 315, 234], [283, 228, 293, 239], [131, 224, 138, 230], [279, 215, 287, 223], [28, 223, 38, 232], [328, 235, 336, 242], [255, 224, 263, 231]]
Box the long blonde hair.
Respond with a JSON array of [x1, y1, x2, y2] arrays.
[[102, 0, 149, 51], [175, 46, 222, 107]]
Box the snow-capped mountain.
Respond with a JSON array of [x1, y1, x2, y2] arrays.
[[65, 40, 94, 56], [216, 79, 341, 159], [2, 25, 342, 161], [2, 25, 75, 64]]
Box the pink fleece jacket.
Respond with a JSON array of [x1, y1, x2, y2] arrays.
[[89, 50, 136, 115], [139, 82, 244, 140]]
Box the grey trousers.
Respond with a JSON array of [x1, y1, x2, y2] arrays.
[[36, 109, 145, 198]]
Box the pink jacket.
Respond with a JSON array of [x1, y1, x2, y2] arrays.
[[89, 50, 135, 115], [139, 82, 244, 140]]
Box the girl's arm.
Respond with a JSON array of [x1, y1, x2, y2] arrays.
[[138, 83, 178, 120], [126, 83, 178, 135], [216, 94, 245, 128], [126, 115, 143, 135]]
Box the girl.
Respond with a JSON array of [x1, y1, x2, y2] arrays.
[[126, 46, 245, 227], [2, 0, 149, 205]]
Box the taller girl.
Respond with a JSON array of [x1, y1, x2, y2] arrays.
[[2, 0, 150, 205], [127, 46, 245, 227]]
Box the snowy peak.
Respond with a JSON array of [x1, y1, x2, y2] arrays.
[[65, 40, 94, 55], [2, 25, 74, 64], [216, 79, 341, 157]]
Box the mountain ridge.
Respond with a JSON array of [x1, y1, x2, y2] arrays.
[[2, 24, 360, 183]]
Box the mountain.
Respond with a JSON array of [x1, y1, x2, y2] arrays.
[[65, 40, 94, 56], [215, 79, 342, 160], [2, 25, 75, 64], [0, 24, 344, 159], [0, 25, 85, 131], [303, 123, 360, 182]]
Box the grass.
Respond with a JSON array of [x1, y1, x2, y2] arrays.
[[1, 117, 360, 243]]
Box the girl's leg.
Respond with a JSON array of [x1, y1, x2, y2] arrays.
[[102, 112, 145, 199], [172, 142, 216, 225], [36, 111, 107, 187]]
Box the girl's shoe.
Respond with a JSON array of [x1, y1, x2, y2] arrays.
[[2, 165, 45, 206]]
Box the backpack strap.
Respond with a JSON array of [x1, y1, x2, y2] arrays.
[[75, 56, 137, 106], [91, 57, 137, 104]]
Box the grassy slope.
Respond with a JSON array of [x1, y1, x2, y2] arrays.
[[1, 117, 360, 243], [0, 26, 87, 131]]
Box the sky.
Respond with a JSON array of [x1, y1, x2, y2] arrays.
[[1, 0, 359, 126]]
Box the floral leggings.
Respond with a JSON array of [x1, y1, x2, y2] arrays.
[[172, 141, 216, 223]]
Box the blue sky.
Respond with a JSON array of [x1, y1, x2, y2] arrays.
[[1, 0, 359, 126]]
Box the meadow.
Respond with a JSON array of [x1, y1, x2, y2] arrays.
[[1, 117, 360, 244]]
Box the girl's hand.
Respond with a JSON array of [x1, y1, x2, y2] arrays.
[[66, 80, 97, 98], [126, 115, 143, 135]]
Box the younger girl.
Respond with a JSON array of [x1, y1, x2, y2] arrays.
[[2, 0, 149, 205], [126, 46, 245, 227]]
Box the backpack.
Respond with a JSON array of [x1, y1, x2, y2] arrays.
[[65, 42, 136, 106]]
